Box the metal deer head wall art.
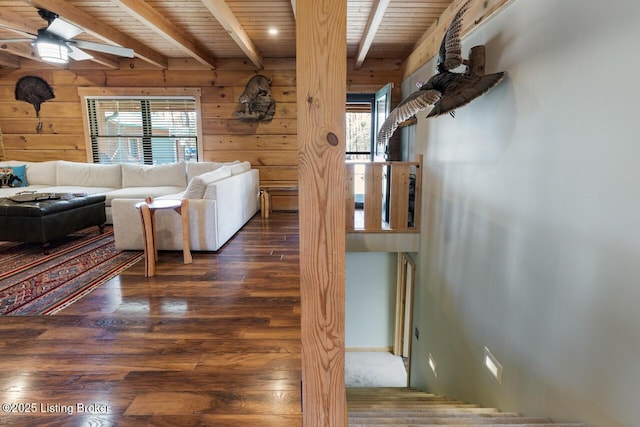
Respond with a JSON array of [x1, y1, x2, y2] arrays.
[[377, 0, 507, 145], [15, 75, 55, 133], [236, 75, 276, 122]]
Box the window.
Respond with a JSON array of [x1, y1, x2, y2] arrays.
[[80, 88, 203, 164], [346, 93, 374, 161], [346, 94, 375, 210]]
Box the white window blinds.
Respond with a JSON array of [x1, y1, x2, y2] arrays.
[[87, 97, 198, 164]]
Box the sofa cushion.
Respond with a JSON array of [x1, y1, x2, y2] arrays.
[[39, 185, 117, 196], [0, 185, 50, 197], [183, 166, 232, 199], [186, 161, 225, 182], [0, 164, 27, 187], [122, 162, 186, 187], [106, 186, 186, 206], [57, 161, 122, 188], [26, 161, 58, 185], [229, 161, 251, 175], [156, 190, 186, 200]]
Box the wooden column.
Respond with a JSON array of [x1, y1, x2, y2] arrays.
[[296, 0, 347, 425]]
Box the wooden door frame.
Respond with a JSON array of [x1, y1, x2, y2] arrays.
[[394, 252, 416, 385]]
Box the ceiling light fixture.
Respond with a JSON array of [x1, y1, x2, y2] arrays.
[[268, 28, 278, 36], [33, 32, 70, 64]]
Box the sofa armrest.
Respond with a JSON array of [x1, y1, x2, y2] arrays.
[[204, 169, 260, 246]]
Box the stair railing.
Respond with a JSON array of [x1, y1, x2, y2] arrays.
[[346, 155, 422, 232]]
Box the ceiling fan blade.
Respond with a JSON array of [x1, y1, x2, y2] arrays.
[[46, 17, 83, 40], [71, 40, 134, 58], [67, 44, 93, 61], [0, 38, 34, 43], [0, 24, 36, 39]]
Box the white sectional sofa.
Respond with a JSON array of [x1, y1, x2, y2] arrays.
[[0, 159, 260, 252]]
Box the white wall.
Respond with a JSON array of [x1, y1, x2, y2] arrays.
[[408, 1, 640, 426], [345, 252, 397, 348]]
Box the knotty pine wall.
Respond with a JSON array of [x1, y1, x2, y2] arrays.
[[0, 57, 401, 211]]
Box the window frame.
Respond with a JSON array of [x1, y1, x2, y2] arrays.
[[78, 87, 204, 164], [346, 93, 375, 161]]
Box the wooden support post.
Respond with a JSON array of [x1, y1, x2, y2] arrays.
[[297, 0, 347, 424]]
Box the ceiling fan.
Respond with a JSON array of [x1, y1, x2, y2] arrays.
[[0, 8, 134, 64]]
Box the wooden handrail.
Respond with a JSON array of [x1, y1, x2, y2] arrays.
[[346, 155, 422, 232]]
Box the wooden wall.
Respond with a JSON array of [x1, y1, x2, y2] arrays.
[[0, 57, 402, 211]]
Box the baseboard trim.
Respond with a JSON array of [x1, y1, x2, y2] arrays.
[[346, 347, 393, 352]]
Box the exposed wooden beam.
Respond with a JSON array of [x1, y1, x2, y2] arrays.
[[27, 0, 169, 69], [354, 0, 390, 69], [0, 52, 21, 69], [112, 0, 216, 69], [70, 51, 120, 69], [199, 0, 263, 69], [0, 41, 39, 63], [297, 0, 346, 424], [402, 0, 513, 80]]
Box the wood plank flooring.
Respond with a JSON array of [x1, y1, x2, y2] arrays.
[[0, 212, 302, 426]]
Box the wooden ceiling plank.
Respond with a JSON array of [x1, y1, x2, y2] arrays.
[[0, 8, 35, 37], [402, 0, 511, 79], [26, 0, 169, 69], [199, 0, 263, 69], [112, 0, 216, 69], [354, 0, 390, 69]]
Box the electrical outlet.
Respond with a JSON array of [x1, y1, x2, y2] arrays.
[[414, 327, 419, 340]]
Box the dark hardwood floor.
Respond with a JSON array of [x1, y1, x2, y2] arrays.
[[0, 212, 302, 426]]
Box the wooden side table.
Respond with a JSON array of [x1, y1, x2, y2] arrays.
[[260, 184, 298, 218], [136, 197, 192, 277]]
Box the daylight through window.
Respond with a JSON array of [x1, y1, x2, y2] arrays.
[[86, 97, 198, 164]]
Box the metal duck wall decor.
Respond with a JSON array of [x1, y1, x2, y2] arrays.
[[377, 0, 506, 145], [236, 75, 276, 122]]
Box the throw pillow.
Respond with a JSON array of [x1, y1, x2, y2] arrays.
[[56, 161, 122, 188], [122, 162, 187, 187], [26, 161, 58, 185], [0, 164, 28, 188], [183, 166, 232, 199], [186, 161, 224, 182]]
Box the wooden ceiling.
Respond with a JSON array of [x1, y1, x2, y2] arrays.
[[0, 0, 455, 70]]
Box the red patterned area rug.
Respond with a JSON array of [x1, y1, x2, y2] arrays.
[[0, 226, 143, 315]]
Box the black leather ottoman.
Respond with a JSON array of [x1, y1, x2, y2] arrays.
[[0, 193, 106, 253]]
